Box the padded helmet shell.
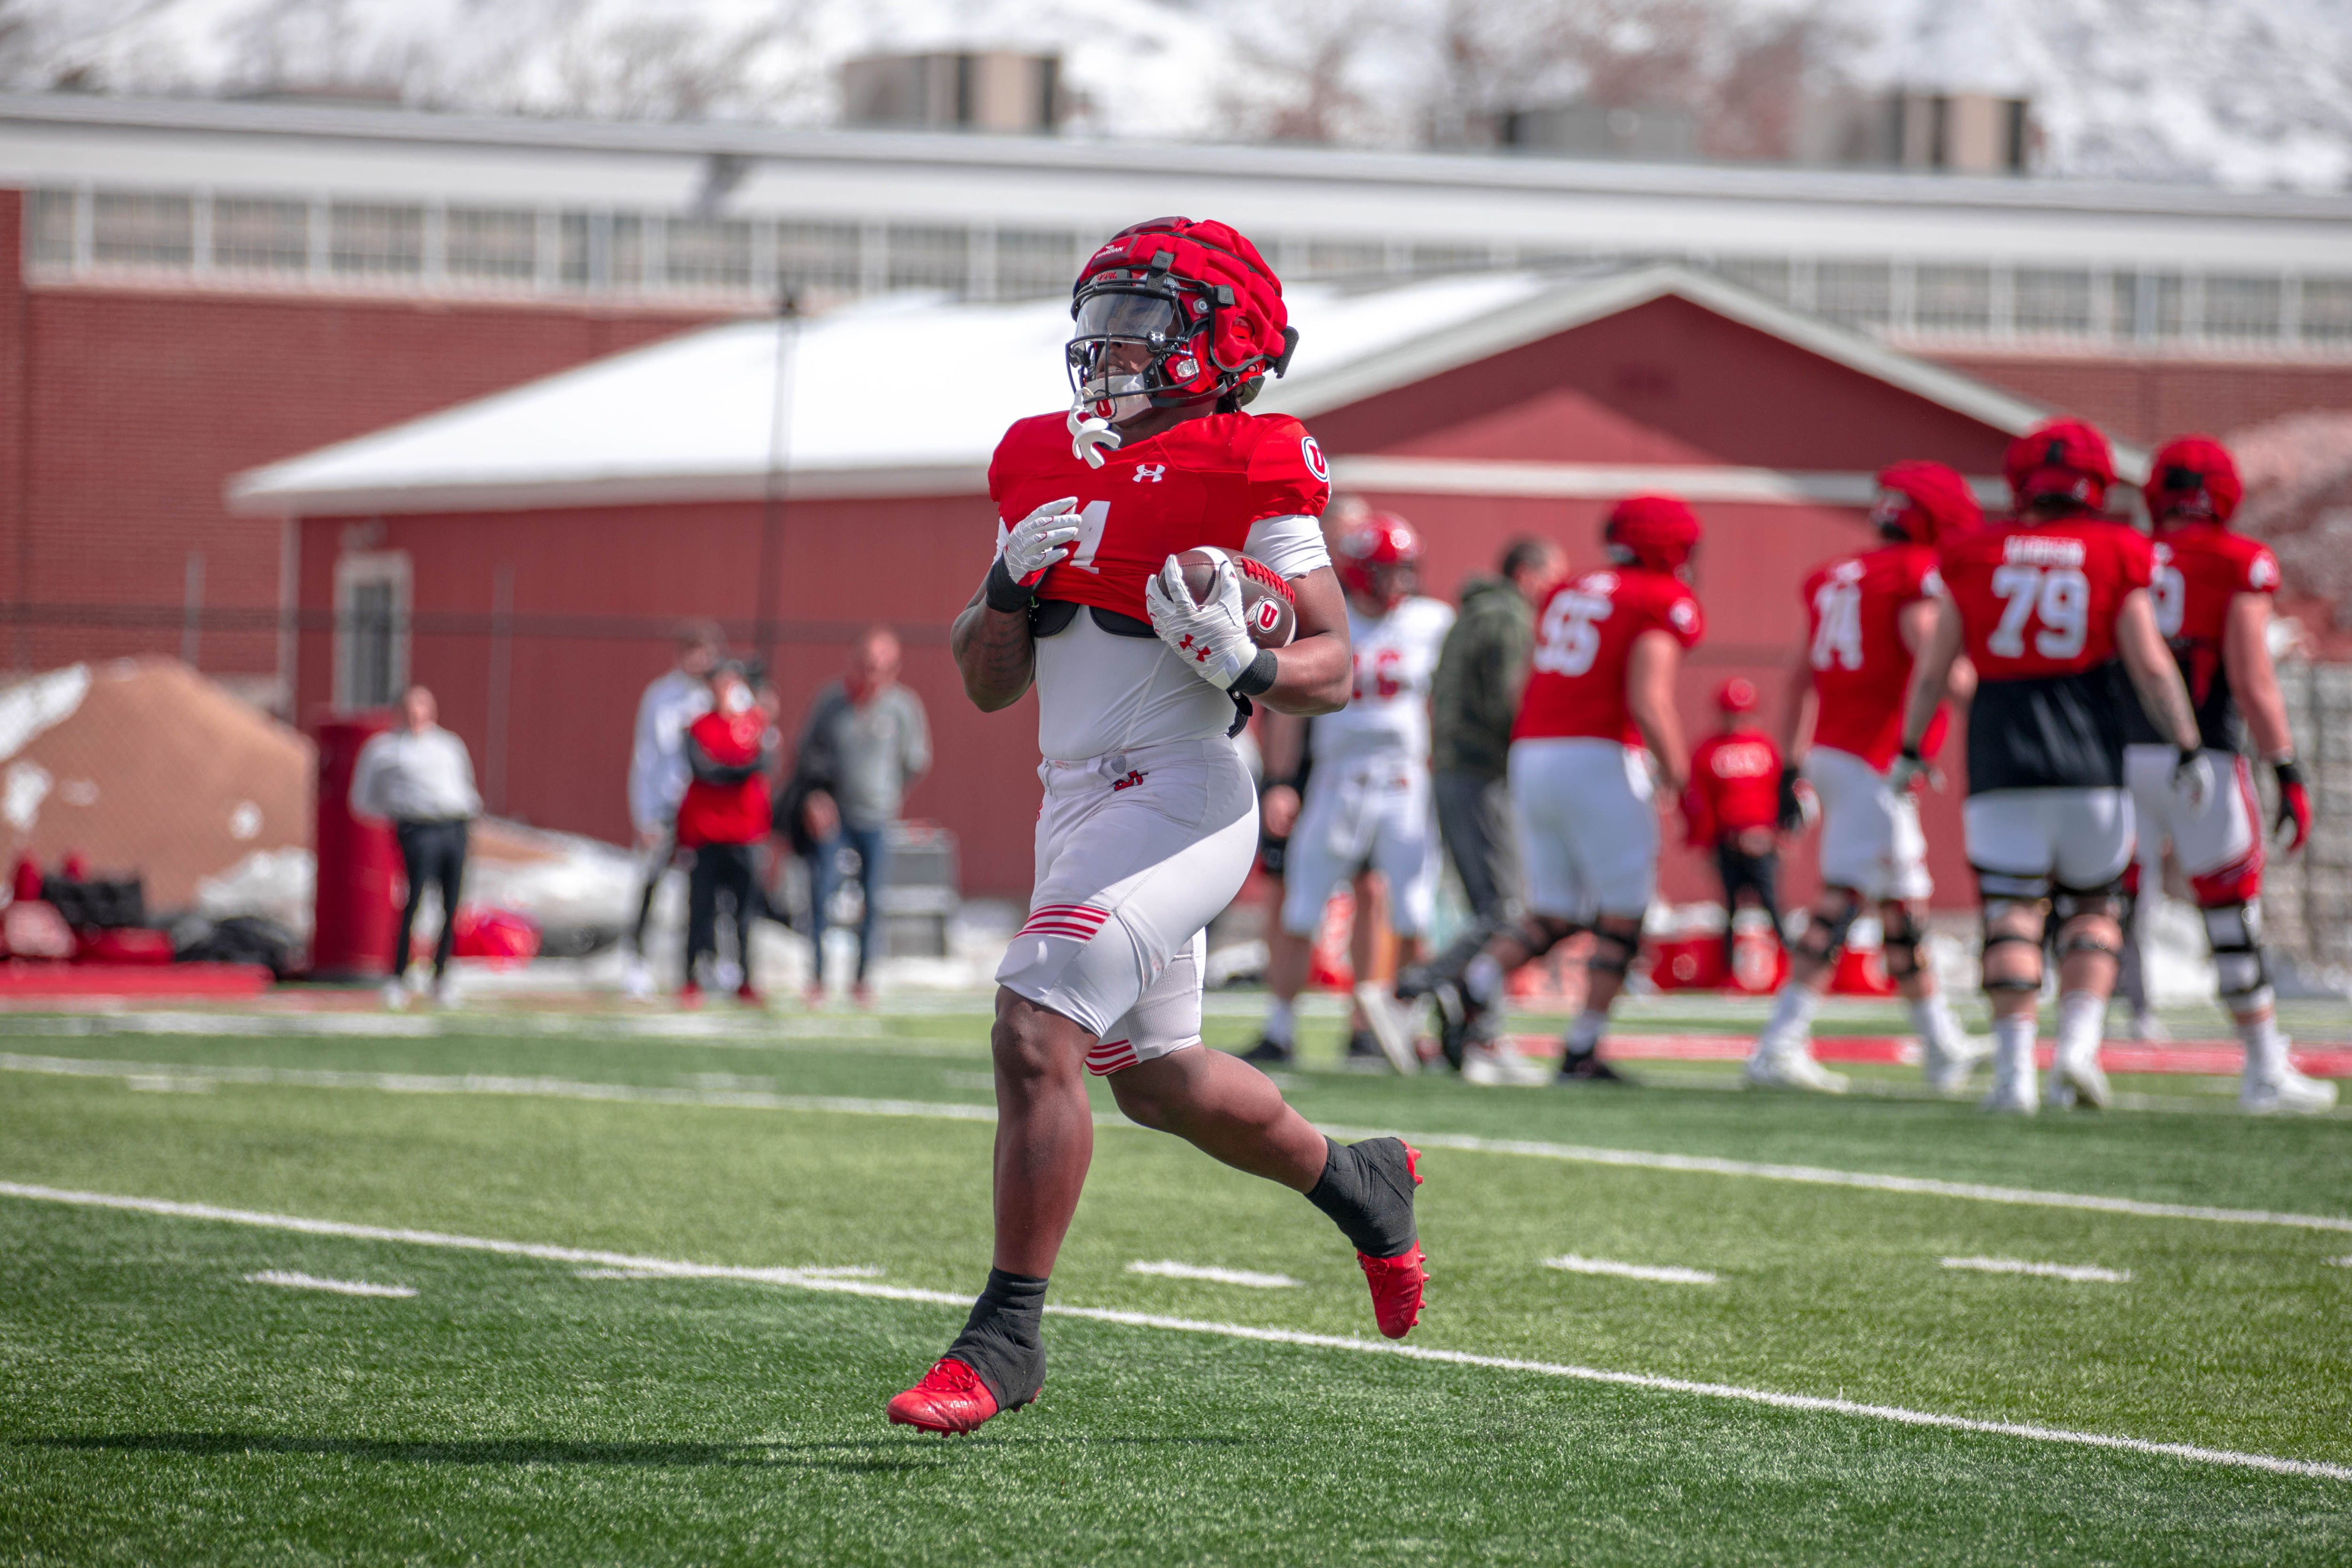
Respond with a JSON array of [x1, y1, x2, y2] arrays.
[[2146, 435, 2242, 524], [1336, 511, 1422, 609], [1069, 217, 1294, 412], [2004, 418, 2117, 515], [1603, 493, 1703, 575], [1873, 459, 1982, 546]]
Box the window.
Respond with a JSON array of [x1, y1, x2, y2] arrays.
[[2203, 275, 2281, 341], [335, 552, 411, 711], [1409, 243, 1490, 278], [992, 229, 1078, 299], [665, 217, 754, 290], [26, 189, 76, 267], [779, 221, 863, 297], [92, 191, 192, 268], [445, 207, 537, 281], [214, 198, 308, 272], [1298, 238, 1385, 280], [330, 204, 424, 276], [2113, 272, 2187, 338], [2014, 269, 2093, 337], [1713, 257, 1791, 303], [1914, 264, 1992, 333], [1816, 260, 1892, 327], [608, 215, 646, 287], [2303, 277, 2352, 344], [558, 213, 590, 286], [885, 223, 969, 292]]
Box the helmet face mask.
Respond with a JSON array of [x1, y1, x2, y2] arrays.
[[1065, 288, 1213, 423], [1870, 485, 1921, 543]]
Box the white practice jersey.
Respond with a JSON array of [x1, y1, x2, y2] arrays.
[[1029, 515, 1329, 763], [1308, 596, 1454, 767]]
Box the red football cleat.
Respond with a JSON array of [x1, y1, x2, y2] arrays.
[[677, 981, 703, 1010], [886, 1357, 1004, 1435], [1358, 1142, 1425, 1338]]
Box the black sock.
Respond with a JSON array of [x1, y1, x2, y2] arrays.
[[1303, 1137, 1418, 1259], [946, 1268, 1049, 1410]]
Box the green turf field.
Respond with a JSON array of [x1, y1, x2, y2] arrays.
[[4, 998, 2350, 1565]]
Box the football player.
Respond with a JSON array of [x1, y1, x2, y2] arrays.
[[2119, 436, 2331, 1113], [891, 219, 1427, 1437], [1255, 513, 1453, 1074], [1400, 495, 1704, 1082], [1749, 460, 1986, 1095], [1683, 678, 1787, 985], [1896, 420, 2204, 1113]]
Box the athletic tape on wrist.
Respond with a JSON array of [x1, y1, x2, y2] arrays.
[[1229, 647, 1279, 698]]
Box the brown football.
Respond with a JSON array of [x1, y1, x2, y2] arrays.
[[1175, 547, 1296, 649]]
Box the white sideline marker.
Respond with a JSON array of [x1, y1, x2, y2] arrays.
[[1544, 1254, 1719, 1285], [579, 1265, 882, 1281], [8, 1050, 2352, 1235], [1126, 1260, 1303, 1289], [244, 1269, 417, 1299], [1941, 1256, 2132, 1284], [8, 1180, 2348, 1484]]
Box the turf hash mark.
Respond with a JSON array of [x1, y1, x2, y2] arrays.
[[6, 1179, 2348, 1483], [1941, 1256, 2133, 1283], [9, 1050, 2352, 1235], [1125, 1260, 1304, 1288], [1543, 1254, 1720, 1284], [243, 1270, 418, 1298]]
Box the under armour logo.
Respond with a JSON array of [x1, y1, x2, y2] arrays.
[[1112, 769, 1146, 791], [1134, 464, 1167, 483]]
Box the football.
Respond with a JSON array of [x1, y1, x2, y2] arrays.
[[1175, 547, 1296, 648]]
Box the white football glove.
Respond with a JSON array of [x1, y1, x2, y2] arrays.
[[1144, 552, 1259, 690], [997, 497, 1083, 585], [1885, 745, 1940, 796]]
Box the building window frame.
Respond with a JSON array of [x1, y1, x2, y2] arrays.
[[334, 549, 412, 712]]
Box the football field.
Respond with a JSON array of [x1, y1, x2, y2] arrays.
[[3, 998, 2350, 1565]]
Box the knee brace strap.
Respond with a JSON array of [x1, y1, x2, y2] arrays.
[[2201, 901, 2273, 1005], [2051, 881, 2125, 926], [2056, 927, 2119, 961], [1587, 920, 1641, 978], [1979, 929, 2042, 992], [1881, 905, 1926, 979], [1795, 889, 1862, 965], [1975, 867, 2050, 903], [1517, 915, 1581, 961]]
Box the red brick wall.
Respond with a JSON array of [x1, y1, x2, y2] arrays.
[[0, 186, 734, 680], [1921, 350, 2352, 447]]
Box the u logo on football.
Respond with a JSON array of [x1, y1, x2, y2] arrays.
[[1255, 599, 1281, 633]]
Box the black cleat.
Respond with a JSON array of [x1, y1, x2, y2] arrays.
[[1240, 1036, 1294, 1065], [1393, 963, 1436, 1003], [1344, 1028, 1385, 1064], [1557, 1048, 1628, 1084], [1435, 984, 1490, 1073]]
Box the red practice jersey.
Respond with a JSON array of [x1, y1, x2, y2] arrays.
[[987, 411, 1331, 622], [1684, 731, 1781, 847], [1937, 516, 2155, 794], [2122, 520, 2280, 753], [677, 709, 773, 848], [1801, 541, 1950, 770], [1514, 568, 1704, 746]]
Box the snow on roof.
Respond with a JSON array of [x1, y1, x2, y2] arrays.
[[227, 264, 2084, 517]]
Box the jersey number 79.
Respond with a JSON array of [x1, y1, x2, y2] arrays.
[[1986, 563, 2090, 660]]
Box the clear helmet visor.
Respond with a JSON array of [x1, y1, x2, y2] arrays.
[[1870, 486, 1913, 531], [1066, 291, 1186, 404]]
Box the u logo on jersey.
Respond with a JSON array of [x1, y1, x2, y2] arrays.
[[1134, 464, 1167, 483], [1300, 436, 1329, 484]]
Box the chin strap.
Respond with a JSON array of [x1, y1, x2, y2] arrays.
[[1068, 405, 1125, 469]]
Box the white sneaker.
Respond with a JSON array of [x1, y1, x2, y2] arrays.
[[1743, 1049, 1848, 1094], [432, 971, 461, 1008], [1923, 1032, 1992, 1097], [621, 955, 654, 1001], [1980, 1069, 2038, 1114], [1352, 983, 1420, 1076], [381, 977, 410, 1012], [2048, 1049, 2110, 1110], [1462, 1042, 1553, 1087], [2241, 1067, 2339, 1116], [2126, 1010, 2170, 1042]]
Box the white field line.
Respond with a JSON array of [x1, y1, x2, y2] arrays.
[[1942, 1256, 2132, 1283], [4, 1179, 2346, 1485], [578, 1264, 882, 1281], [8, 1050, 2352, 1235], [1126, 1260, 1303, 1289], [1544, 1254, 1719, 1285], [244, 1269, 417, 1299]]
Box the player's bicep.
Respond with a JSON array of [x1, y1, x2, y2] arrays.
[[1287, 565, 1349, 645]]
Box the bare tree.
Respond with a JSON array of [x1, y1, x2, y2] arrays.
[[1216, 0, 1398, 146]]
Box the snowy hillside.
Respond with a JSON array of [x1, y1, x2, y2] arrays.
[[8, 0, 2349, 190]]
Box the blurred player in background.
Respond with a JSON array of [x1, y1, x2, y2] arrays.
[[2118, 437, 2332, 1113], [1748, 460, 1985, 1094], [1682, 678, 1786, 982], [1400, 495, 1703, 1083], [1898, 420, 2203, 1113], [1255, 513, 1452, 1074], [622, 619, 723, 999], [892, 218, 1426, 1438]]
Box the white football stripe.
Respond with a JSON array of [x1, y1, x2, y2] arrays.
[[244, 1270, 416, 1298], [5, 1180, 2345, 1483], [1544, 1254, 1720, 1285], [8, 1050, 2352, 1234], [1126, 1260, 1303, 1289], [1941, 1256, 2133, 1283]]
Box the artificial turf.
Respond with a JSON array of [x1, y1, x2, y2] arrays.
[[2, 1002, 2349, 1564]]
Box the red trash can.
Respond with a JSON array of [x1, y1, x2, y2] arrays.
[[311, 715, 399, 980]]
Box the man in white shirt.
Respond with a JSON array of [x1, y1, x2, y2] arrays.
[[623, 619, 723, 998], [350, 685, 482, 1008]]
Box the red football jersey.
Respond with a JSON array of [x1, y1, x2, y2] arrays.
[[987, 411, 1331, 622], [1802, 541, 1949, 770], [1937, 516, 2155, 793], [1514, 568, 1704, 745], [676, 709, 773, 848], [1684, 731, 1781, 845], [2130, 519, 2280, 752]]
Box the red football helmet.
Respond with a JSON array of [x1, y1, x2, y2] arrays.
[[1066, 217, 1299, 425], [1716, 677, 1758, 714], [2005, 418, 2116, 515], [1336, 511, 1422, 610], [1872, 459, 1981, 546], [2146, 435, 2242, 525], [1603, 494, 1702, 576]]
